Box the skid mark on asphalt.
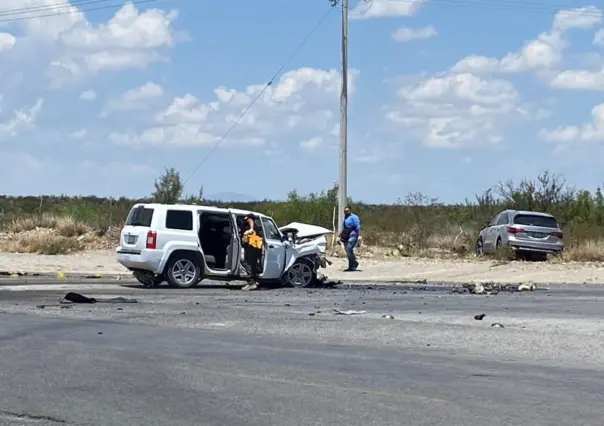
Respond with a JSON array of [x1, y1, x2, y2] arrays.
[[0, 284, 125, 291], [0, 410, 67, 424]]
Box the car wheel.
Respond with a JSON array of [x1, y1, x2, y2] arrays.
[[284, 259, 316, 288], [166, 254, 202, 288], [475, 237, 485, 256], [496, 238, 502, 250]]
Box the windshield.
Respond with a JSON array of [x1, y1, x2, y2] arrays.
[[126, 206, 154, 227], [513, 214, 558, 228]]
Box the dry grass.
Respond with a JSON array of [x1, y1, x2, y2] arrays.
[[0, 232, 82, 255], [7, 214, 89, 237], [335, 229, 604, 263], [561, 240, 604, 262], [2, 212, 604, 262]]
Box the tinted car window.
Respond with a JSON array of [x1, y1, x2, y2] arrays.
[[513, 214, 558, 228], [236, 215, 264, 238], [126, 206, 154, 227], [166, 210, 193, 230], [490, 214, 500, 226], [497, 213, 508, 225], [261, 217, 281, 240]]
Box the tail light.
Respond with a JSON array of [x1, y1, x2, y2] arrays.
[[551, 231, 563, 239], [146, 230, 157, 249], [506, 226, 524, 234]]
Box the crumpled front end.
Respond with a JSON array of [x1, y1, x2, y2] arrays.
[[278, 222, 334, 286]]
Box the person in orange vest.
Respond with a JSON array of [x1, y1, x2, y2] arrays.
[[241, 214, 264, 291]]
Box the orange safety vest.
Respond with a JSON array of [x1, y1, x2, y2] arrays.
[[243, 229, 263, 249]]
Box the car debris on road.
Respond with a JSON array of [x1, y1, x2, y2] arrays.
[[60, 292, 138, 304], [461, 281, 537, 295]]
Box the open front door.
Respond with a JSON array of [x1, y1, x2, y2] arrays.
[[259, 216, 287, 280]]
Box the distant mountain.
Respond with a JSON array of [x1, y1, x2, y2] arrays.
[[206, 192, 257, 202]]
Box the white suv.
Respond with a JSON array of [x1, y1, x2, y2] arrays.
[[116, 203, 331, 288]]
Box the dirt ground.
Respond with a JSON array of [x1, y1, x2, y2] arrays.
[[0, 249, 603, 284]]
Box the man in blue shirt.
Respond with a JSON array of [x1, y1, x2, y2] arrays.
[[340, 206, 360, 271]]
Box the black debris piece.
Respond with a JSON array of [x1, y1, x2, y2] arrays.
[[474, 313, 486, 320], [60, 293, 138, 304], [61, 292, 96, 304]]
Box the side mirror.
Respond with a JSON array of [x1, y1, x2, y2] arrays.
[[281, 232, 294, 243], [482, 222, 490, 229]]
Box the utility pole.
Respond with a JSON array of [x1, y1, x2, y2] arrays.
[[337, 0, 348, 234]]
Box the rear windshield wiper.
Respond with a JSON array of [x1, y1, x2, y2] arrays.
[[129, 221, 148, 226]]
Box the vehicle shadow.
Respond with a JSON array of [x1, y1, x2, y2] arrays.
[[118, 281, 342, 291]]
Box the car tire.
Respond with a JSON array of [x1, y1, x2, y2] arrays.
[[283, 258, 316, 288], [134, 274, 163, 288], [475, 237, 485, 256], [165, 253, 202, 289], [496, 238, 502, 250]]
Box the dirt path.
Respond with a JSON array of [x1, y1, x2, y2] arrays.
[[1, 250, 603, 284]]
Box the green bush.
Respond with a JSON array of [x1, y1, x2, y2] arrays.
[[1, 171, 603, 251]]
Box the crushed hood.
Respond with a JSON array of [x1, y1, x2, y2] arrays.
[[279, 222, 333, 239]]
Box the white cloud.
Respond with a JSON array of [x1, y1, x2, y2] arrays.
[[398, 73, 517, 104], [102, 82, 164, 116], [60, 5, 177, 50], [0, 33, 16, 52], [0, 99, 44, 142], [386, 73, 521, 148], [452, 31, 565, 74], [550, 68, 604, 90], [350, 0, 425, 19], [392, 26, 437, 43], [79, 89, 97, 101], [452, 7, 601, 74], [110, 67, 357, 149], [300, 136, 323, 150], [1, 0, 84, 41], [45, 2, 179, 84], [552, 6, 601, 31], [539, 103, 604, 143], [71, 128, 88, 139]]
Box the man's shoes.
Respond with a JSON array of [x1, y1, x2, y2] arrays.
[[242, 282, 259, 291], [343, 261, 359, 272]]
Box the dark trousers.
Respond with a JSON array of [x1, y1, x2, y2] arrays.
[[243, 245, 262, 283]]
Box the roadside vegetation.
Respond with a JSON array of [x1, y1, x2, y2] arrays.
[[1, 168, 604, 262]]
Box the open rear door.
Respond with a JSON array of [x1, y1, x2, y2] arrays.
[[259, 216, 287, 280], [227, 210, 242, 275]]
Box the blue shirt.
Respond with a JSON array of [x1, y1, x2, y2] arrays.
[[343, 213, 360, 233]]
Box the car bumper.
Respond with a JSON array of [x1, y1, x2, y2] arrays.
[[115, 248, 164, 273], [509, 243, 564, 253]]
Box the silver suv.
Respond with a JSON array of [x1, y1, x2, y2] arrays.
[[475, 209, 564, 258]]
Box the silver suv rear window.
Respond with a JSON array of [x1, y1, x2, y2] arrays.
[[513, 214, 557, 228], [126, 206, 154, 227]]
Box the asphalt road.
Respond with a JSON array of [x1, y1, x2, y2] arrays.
[[1, 279, 604, 426]]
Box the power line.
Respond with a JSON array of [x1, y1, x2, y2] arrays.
[[0, 0, 113, 17], [182, 4, 337, 187], [384, 0, 603, 17], [0, 0, 157, 24]]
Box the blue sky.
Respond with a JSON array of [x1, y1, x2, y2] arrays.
[[1, 0, 604, 203]]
